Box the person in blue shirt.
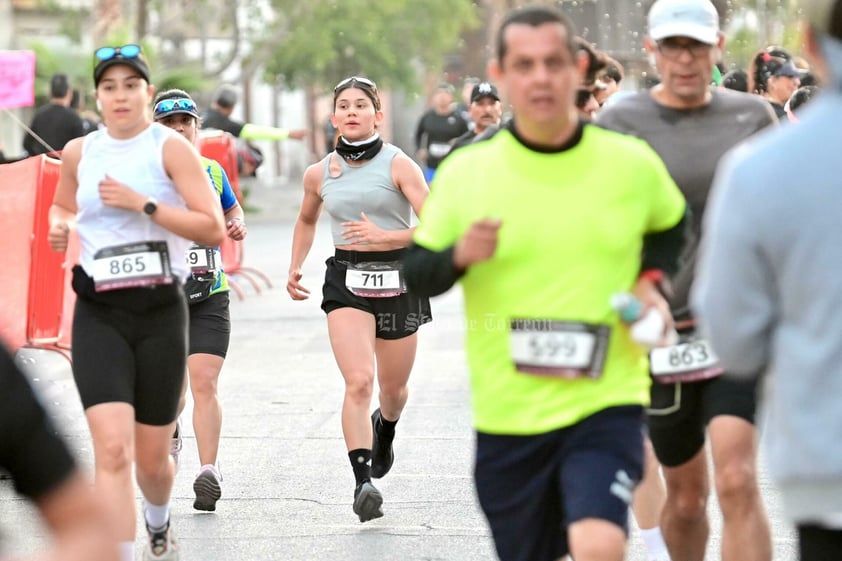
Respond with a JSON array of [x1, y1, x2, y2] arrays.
[[152, 89, 246, 513]]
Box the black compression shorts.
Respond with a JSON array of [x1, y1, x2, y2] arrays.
[[321, 248, 432, 340]]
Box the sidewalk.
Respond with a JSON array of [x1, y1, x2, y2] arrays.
[[0, 178, 797, 560]]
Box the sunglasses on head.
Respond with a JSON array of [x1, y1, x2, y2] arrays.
[[334, 76, 377, 92], [95, 44, 142, 62], [153, 98, 198, 117]]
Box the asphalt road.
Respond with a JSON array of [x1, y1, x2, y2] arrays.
[[0, 178, 798, 560]]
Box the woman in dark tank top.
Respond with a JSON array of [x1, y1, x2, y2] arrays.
[[286, 76, 431, 523]]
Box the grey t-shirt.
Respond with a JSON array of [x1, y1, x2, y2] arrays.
[[596, 88, 776, 316]]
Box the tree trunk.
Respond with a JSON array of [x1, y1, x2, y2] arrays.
[[93, 0, 123, 45], [136, 0, 148, 39]]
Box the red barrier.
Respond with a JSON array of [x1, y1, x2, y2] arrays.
[[0, 155, 74, 354], [27, 157, 65, 346], [198, 130, 242, 202], [198, 131, 273, 298], [0, 158, 41, 350], [58, 231, 81, 351]]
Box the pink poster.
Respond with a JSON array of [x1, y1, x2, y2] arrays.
[[0, 51, 36, 110]]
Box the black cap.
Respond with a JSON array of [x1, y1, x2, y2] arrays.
[[470, 82, 500, 103], [770, 59, 805, 78], [94, 53, 150, 87]]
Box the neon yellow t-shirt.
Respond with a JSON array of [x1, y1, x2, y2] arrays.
[[414, 125, 686, 435]]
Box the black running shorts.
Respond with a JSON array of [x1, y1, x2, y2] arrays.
[[647, 372, 758, 467], [71, 269, 188, 426], [321, 248, 432, 340], [188, 291, 230, 358]]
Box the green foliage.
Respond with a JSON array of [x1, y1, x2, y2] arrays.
[[260, 0, 479, 93], [155, 65, 212, 96], [25, 43, 90, 106], [724, 1, 806, 69], [725, 27, 760, 69], [27, 38, 210, 111]]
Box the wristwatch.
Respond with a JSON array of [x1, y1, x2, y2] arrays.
[[143, 197, 158, 216]]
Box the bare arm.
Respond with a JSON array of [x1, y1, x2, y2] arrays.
[[287, 162, 324, 300], [224, 203, 247, 241], [48, 138, 83, 253], [161, 136, 226, 246]]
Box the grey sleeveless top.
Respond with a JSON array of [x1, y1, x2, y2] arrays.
[[321, 143, 412, 246]]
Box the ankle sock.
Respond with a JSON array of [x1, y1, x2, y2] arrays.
[[640, 526, 671, 561], [144, 500, 170, 529], [377, 412, 398, 439], [349, 448, 372, 485]]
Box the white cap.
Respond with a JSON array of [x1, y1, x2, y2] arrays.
[[648, 0, 720, 45]]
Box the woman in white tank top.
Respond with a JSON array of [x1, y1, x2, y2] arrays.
[[47, 45, 224, 561]]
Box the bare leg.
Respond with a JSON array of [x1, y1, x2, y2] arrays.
[[374, 334, 418, 421], [660, 448, 710, 561], [709, 415, 771, 561], [632, 437, 671, 560], [135, 421, 177, 506], [633, 437, 666, 527], [85, 403, 136, 543], [327, 308, 377, 451], [569, 518, 627, 561], [188, 352, 225, 466]]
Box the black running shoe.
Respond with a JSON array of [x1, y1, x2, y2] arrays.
[[193, 465, 222, 511], [370, 408, 394, 479], [353, 481, 384, 523]]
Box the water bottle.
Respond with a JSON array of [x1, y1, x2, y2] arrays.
[[611, 292, 678, 347]]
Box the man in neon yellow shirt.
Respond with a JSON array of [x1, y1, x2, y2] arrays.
[[403, 6, 687, 561]]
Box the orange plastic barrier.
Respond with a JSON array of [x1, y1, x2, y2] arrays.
[[198, 130, 273, 298], [198, 130, 242, 202], [0, 155, 75, 354], [27, 157, 65, 345], [58, 231, 81, 351], [0, 158, 41, 350]]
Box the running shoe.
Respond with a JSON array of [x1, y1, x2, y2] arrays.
[[170, 418, 183, 473], [353, 480, 384, 523], [193, 464, 222, 511], [370, 408, 394, 479], [143, 521, 178, 560]]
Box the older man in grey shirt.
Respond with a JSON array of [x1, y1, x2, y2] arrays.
[[693, 1, 842, 559], [595, 1, 775, 561]]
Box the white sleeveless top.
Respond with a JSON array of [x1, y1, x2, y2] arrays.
[[76, 123, 191, 279]]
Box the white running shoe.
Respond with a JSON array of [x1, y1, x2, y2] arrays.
[[170, 418, 183, 473], [143, 521, 178, 560]]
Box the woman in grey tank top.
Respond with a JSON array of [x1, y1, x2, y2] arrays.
[[287, 76, 431, 523]]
